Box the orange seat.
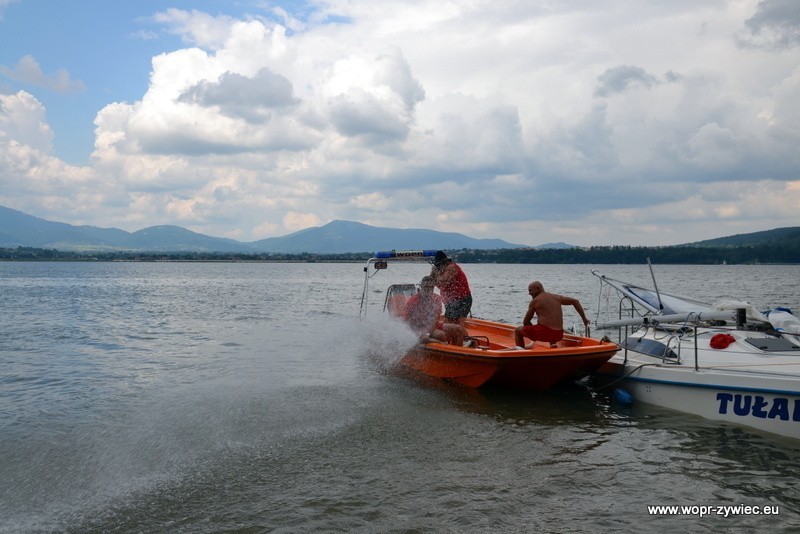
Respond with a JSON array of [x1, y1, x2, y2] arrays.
[[387, 294, 408, 317]]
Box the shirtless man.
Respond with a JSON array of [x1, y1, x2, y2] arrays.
[[514, 281, 590, 348]]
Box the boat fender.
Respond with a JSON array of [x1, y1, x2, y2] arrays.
[[614, 388, 634, 406], [710, 333, 735, 349]]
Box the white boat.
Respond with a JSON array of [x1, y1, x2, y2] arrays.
[[591, 267, 800, 440]]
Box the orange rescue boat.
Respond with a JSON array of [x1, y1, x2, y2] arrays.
[[359, 250, 619, 390], [402, 316, 619, 389]]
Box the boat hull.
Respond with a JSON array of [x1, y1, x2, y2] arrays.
[[400, 318, 619, 390], [596, 356, 800, 440]]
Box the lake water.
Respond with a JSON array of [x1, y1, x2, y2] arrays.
[[1, 261, 799, 532]]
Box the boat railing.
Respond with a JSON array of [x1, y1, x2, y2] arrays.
[[617, 294, 639, 365], [665, 332, 683, 365], [597, 310, 739, 330], [595, 269, 742, 369]]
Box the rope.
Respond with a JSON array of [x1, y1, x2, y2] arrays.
[[588, 362, 662, 392]]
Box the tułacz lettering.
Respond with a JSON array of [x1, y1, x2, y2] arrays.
[[716, 393, 800, 421]]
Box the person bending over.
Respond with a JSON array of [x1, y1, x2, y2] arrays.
[[430, 251, 472, 327]]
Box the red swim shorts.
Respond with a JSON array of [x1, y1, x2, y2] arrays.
[[522, 324, 564, 343]]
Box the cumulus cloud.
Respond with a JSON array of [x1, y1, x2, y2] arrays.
[[283, 211, 321, 231], [324, 47, 425, 144], [98, 41, 320, 157], [0, 55, 85, 94], [179, 67, 300, 122], [0, 91, 53, 151], [153, 8, 237, 49], [739, 0, 800, 49]]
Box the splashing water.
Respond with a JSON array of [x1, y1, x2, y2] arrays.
[[1, 299, 426, 532]]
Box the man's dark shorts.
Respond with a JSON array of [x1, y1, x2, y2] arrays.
[[444, 295, 472, 320]]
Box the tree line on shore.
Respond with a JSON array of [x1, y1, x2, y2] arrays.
[[453, 244, 800, 264], [1, 244, 798, 264]]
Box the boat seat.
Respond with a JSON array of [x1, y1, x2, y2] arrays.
[[384, 283, 418, 318], [387, 294, 409, 317]]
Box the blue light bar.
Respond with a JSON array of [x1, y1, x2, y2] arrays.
[[374, 250, 439, 259]]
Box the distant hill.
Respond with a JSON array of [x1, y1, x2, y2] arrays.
[[126, 225, 247, 252], [250, 220, 526, 253], [0, 204, 527, 253], [0, 204, 129, 249], [686, 227, 800, 247], [0, 205, 249, 252]]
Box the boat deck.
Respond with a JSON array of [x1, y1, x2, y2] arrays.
[[459, 317, 607, 354]]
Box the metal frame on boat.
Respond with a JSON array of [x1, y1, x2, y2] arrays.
[[359, 249, 440, 318], [592, 267, 800, 440], [360, 250, 619, 389]]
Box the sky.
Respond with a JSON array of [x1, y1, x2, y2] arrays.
[[1, 0, 799, 247]]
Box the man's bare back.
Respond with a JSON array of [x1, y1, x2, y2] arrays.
[[526, 290, 566, 330]]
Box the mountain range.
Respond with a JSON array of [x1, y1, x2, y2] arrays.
[[0, 204, 530, 253], [3, 204, 797, 254]]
